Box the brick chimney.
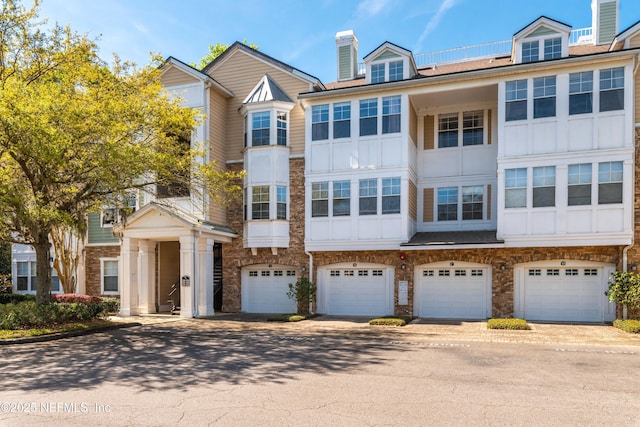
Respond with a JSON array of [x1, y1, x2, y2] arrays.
[[592, 0, 619, 45], [336, 30, 358, 81]]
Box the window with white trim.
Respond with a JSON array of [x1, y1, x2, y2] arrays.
[[543, 38, 561, 60], [276, 111, 287, 146], [382, 177, 400, 214], [251, 186, 270, 220], [462, 186, 483, 220], [252, 111, 270, 146], [533, 76, 556, 118], [505, 168, 527, 208], [598, 161, 623, 204], [569, 71, 593, 115], [599, 67, 624, 112], [333, 102, 351, 139], [462, 111, 483, 146], [276, 186, 287, 220], [388, 60, 403, 81], [382, 96, 401, 134], [522, 41, 539, 63], [101, 259, 119, 294], [359, 99, 378, 136], [568, 163, 592, 206], [312, 182, 329, 217], [438, 113, 458, 148], [359, 179, 378, 215], [437, 187, 458, 221], [371, 63, 385, 84], [333, 180, 350, 216], [505, 80, 527, 121], [312, 104, 329, 141], [533, 166, 556, 207]]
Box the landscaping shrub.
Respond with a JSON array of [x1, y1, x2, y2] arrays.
[[51, 294, 102, 304], [101, 297, 120, 314], [0, 300, 108, 330], [0, 274, 11, 294], [369, 316, 412, 326], [0, 293, 35, 304], [487, 318, 530, 330], [613, 319, 640, 333]]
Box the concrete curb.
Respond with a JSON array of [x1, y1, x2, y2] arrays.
[[0, 322, 142, 346]]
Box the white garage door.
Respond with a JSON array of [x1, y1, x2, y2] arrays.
[[416, 267, 489, 319], [323, 268, 393, 316], [522, 267, 605, 322], [242, 267, 297, 314]]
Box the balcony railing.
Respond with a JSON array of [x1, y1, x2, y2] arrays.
[[357, 27, 593, 75]]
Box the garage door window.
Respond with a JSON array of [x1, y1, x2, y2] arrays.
[[528, 269, 541, 276], [438, 270, 450, 276], [566, 269, 578, 276], [471, 269, 483, 276], [584, 269, 598, 276], [546, 269, 559, 276], [423, 270, 434, 276]]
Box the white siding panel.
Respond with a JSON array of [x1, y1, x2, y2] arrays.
[[596, 209, 625, 233], [331, 219, 352, 240], [567, 118, 594, 151], [598, 115, 625, 149], [381, 218, 403, 239], [504, 125, 528, 156], [531, 212, 556, 234], [311, 144, 330, 172], [565, 210, 593, 234], [381, 139, 402, 167], [461, 146, 497, 176], [247, 150, 273, 183], [531, 122, 557, 155], [310, 221, 331, 241], [503, 212, 529, 235], [424, 150, 460, 177], [358, 218, 380, 239], [358, 140, 379, 169], [332, 142, 352, 170]]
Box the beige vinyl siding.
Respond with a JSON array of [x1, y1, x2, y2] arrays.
[[422, 188, 434, 222], [487, 184, 492, 220], [161, 67, 200, 87], [207, 50, 309, 159], [409, 102, 417, 147], [629, 34, 640, 49], [208, 89, 229, 225], [424, 115, 434, 150], [409, 180, 417, 221]]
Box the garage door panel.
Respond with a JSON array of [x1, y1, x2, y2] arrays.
[[323, 269, 392, 316], [243, 268, 297, 314], [416, 268, 489, 319]]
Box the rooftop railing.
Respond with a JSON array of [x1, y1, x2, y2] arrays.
[[357, 27, 593, 75]]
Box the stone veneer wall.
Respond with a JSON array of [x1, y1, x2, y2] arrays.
[[85, 245, 120, 296], [621, 127, 640, 318], [223, 158, 309, 312]]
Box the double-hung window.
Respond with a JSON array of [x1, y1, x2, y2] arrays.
[[16, 262, 30, 291], [600, 67, 624, 112], [359, 179, 378, 215], [360, 99, 378, 136], [438, 113, 458, 148], [389, 60, 403, 81], [598, 161, 623, 204], [333, 102, 351, 139], [312, 105, 329, 141], [333, 180, 351, 216], [276, 111, 287, 146], [462, 186, 483, 220], [382, 96, 401, 134], [533, 76, 556, 118], [251, 186, 270, 220], [276, 186, 287, 220], [311, 182, 329, 217], [252, 112, 270, 146], [102, 260, 119, 294], [462, 111, 483, 146], [382, 177, 400, 214], [371, 63, 385, 83], [437, 187, 458, 221], [569, 71, 593, 115], [522, 41, 539, 63], [544, 38, 561, 60], [568, 163, 592, 206], [505, 168, 527, 208], [533, 166, 556, 207], [505, 80, 527, 121]]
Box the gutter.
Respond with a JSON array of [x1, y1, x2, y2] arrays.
[[305, 251, 314, 315]]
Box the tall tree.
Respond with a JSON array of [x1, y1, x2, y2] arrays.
[[192, 40, 258, 70], [0, 1, 243, 303]]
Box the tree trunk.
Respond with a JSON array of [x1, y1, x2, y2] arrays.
[[34, 230, 52, 304]]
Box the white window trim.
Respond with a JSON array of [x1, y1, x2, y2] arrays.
[[101, 257, 120, 295], [436, 109, 488, 149]]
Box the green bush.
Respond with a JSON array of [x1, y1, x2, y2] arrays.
[[0, 301, 107, 330], [287, 277, 317, 315], [606, 271, 640, 312], [613, 319, 640, 333], [487, 318, 530, 330], [369, 316, 412, 326], [101, 297, 120, 314], [267, 313, 308, 322], [0, 274, 11, 294], [0, 293, 36, 304]]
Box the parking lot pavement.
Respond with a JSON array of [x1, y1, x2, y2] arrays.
[[162, 313, 640, 347]]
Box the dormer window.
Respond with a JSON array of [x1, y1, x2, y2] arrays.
[[362, 42, 417, 84], [371, 63, 385, 83], [388, 61, 403, 81], [512, 17, 571, 64], [522, 41, 539, 63], [544, 38, 561, 59]]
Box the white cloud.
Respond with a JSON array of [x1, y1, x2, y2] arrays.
[[355, 0, 392, 19], [415, 0, 461, 51]]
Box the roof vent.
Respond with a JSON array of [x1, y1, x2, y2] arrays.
[[336, 30, 359, 81]]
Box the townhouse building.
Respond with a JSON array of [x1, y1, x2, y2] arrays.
[[12, 0, 640, 323]]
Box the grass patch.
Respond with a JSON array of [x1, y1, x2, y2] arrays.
[[613, 319, 640, 333], [0, 320, 114, 339], [369, 316, 413, 327], [487, 318, 530, 330], [267, 314, 309, 322]]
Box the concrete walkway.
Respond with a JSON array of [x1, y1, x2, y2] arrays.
[[108, 313, 640, 347]]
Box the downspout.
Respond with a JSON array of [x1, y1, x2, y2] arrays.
[[305, 251, 313, 315], [192, 230, 198, 318]]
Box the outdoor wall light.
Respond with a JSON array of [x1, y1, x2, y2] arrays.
[[400, 263, 406, 270], [268, 263, 272, 268], [301, 265, 307, 272], [632, 264, 637, 271], [449, 261, 454, 267], [500, 264, 506, 271], [353, 263, 357, 267], [560, 261, 566, 266]]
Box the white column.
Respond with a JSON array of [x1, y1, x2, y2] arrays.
[[119, 237, 139, 316], [179, 235, 196, 318], [137, 240, 156, 314], [197, 238, 215, 317]]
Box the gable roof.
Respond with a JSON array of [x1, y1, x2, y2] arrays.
[[610, 18, 640, 50], [161, 56, 233, 97], [243, 74, 294, 104], [202, 42, 325, 90], [513, 16, 572, 39], [363, 41, 413, 62]]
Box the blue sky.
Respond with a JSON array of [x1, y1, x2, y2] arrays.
[[37, 0, 640, 83]]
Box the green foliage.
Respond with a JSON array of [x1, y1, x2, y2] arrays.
[[369, 316, 411, 326], [192, 39, 259, 70], [606, 271, 640, 311], [267, 314, 308, 322], [613, 319, 640, 333], [0, 293, 35, 304], [0, 300, 108, 329], [487, 318, 530, 330], [287, 277, 317, 315], [0, 242, 10, 275], [101, 296, 120, 314], [0, 274, 11, 294]]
